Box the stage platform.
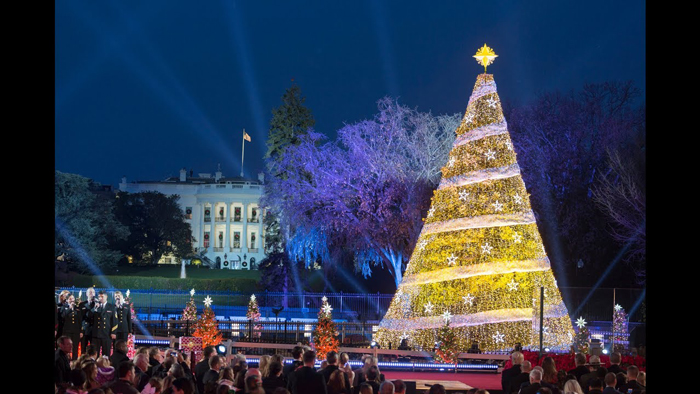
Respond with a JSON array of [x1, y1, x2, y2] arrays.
[[383, 371, 502, 394]]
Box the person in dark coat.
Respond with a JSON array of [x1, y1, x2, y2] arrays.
[[106, 361, 140, 394], [320, 351, 351, 394], [602, 372, 622, 394], [501, 351, 524, 393], [262, 361, 286, 394], [87, 290, 118, 358], [283, 345, 305, 380], [55, 335, 73, 386], [202, 355, 223, 386], [287, 350, 327, 394], [587, 378, 604, 394], [110, 339, 130, 369], [194, 346, 215, 394], [606, 352, 624, 375], [61, 294, 83, 360], [520, 369, 545, 394], [134, 353, 152, 391], [56, 290, 70, 345], [568, 353, 590, 382], [509, 360, 532, 394], [618, 366, 645, 394], [79, 287, 97, 355], [147, 346, 163, 377], [113, 291, 133, 344]]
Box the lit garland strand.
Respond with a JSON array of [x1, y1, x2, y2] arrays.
[[377, 53, 574, 352]]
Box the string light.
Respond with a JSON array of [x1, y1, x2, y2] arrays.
[[377, 65, 574, 352]]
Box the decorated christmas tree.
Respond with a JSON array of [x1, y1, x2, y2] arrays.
[[375, 44, 575, 352], [434, 319, 461, 364], [312, 296, 339, 360], [574, 316, 590, 354], [193, 296, 221, 348], [246, 294, 262, 338], [182, 289, 198, 336], [612, 304, 629, 352]]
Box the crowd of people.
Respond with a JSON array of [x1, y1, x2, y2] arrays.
[[55, 341, 422, 394], [500, 351, 646, 394], [56, 288, 644, 394]]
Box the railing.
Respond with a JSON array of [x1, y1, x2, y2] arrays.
[[233, 217, 242, 222], [56, 289, 395, 322], [213, 247, 224, 252], [215, 217, 226, 222], [249, 248, 259, 253], [134, 319, 377, 347], [230, 247, 242, 252], [55, 287, 645, 325], [204, 217, 211, 222], [247, 218, 259, 223]]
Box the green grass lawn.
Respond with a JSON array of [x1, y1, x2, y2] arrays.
[[110, 265, 261, 280]]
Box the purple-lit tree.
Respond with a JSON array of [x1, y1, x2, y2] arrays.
[[264, 98, 460, 287], [506, 81, 645, 285]]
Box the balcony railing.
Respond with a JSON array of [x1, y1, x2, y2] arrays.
[[215, 217, 226, 222], [233, 216, 242, 222], [249, 248, 259, 254], [204, 217, 211, 222], [230, 247, 242, 253], [213, 247, 224, 252], [248, 218, 259, 223]]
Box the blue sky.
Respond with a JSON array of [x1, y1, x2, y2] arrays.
[[55, 1, 645, 186]]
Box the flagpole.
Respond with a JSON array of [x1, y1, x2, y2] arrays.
[[241, 128, 245, 177]]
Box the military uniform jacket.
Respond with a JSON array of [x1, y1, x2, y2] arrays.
[[114, 302, 133, 334], [60, 304, 83, 334], [88, 302, 118, 339], [79, 299, 97, 336]]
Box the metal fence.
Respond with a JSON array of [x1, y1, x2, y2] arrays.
[[134, 320, 379, 347], [56, 286, 645, 323], [55, 288, 394, 322]]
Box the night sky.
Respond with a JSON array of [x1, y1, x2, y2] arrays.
[[55, 1, 645, 187]]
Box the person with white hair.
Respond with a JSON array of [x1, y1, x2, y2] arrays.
[[502, 351, 524, 393], [519, 368, 544, 394]]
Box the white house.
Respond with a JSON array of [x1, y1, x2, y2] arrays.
[[118, 166, 267, 270]]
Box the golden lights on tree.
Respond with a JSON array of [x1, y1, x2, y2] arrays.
[[375, 46, 574, 353]]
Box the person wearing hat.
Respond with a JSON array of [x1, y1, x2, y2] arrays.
[[580, 355, 603, 394]]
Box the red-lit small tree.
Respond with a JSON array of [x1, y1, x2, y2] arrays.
[[312, 296, 339, 360]]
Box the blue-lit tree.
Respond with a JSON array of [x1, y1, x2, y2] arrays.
[[263, 98, 460, 287]]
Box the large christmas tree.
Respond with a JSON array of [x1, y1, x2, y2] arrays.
[[193, 296, 221, 348], [375, 45, 574, 352], [312, 296, 339, 360]]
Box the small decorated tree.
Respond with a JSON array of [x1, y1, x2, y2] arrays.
[[312, 296, 339, 360], [193, 296, 221, 348], [574, 316, 590, 354], [246, 294, 262, 338], [612, 304, 629, 353], [434, 320, 460, 364], [182, 289, 198, 335]]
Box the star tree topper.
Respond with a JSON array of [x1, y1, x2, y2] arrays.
[[473, 44, 498, 72], [190, 288, 195, 297], [322, 303, 333, 314], [441, 310, 453, 323], [576, 317, 587, 328], [614, 304, 623, 311], [203, 296, 213, 308]]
